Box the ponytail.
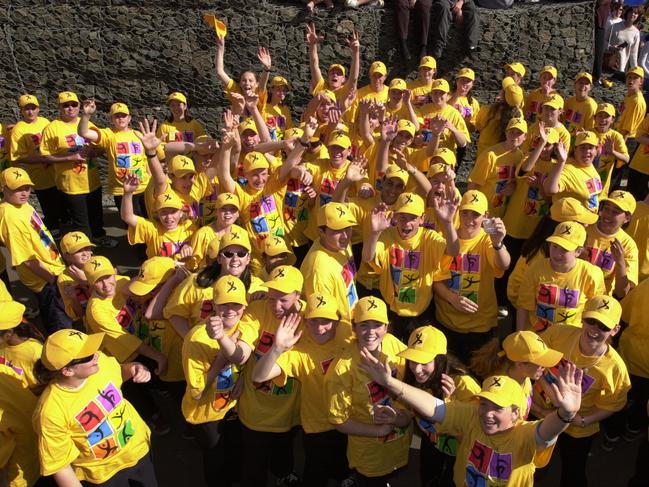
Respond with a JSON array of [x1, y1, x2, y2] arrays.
[[469, 337, 512, 381]]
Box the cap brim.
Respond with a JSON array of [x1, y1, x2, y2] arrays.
[[531, 349, 563, 368], [171, 168, 196, 176], [88, 269, 115, 285], [398, 348, 436, 364], [475, 390, 513, 409], [78, 332, 105, 359], [264, 282, 300, 295], [64, 241, 96, 254], [305, 309, 339, 321], [582, 311, 617, 329], [575, 210, 599, 225], [459, 204, 486, 215], [129, 280, 156, 297], [546, 236, 579, 251]]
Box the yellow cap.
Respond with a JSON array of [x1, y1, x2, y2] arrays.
[[582, 295, 622, 329], [129, 257, 176, 296], [352, 296, 389, 324], [502, 331, 563, 367], [0, 167, 34, 189], [506, 117, 528, 134], [575, 72, 593, 84], [263, 236, 296, 263], [575, 131, 598, 147], [596, 102, 615, 118], [320, 89, 337, 104], [155, 191, 184, 212], [0, 301, 26, 331], [603, 190, 636, 214], [430, 78, 450, 93], [41, 330, 104, 371], [203, 13, 227, 39], [264, 265, 303, 294], [427, 162, 449, 178], [505, 62, 526, 78], [457, 67, 475, 81], [318, 202, 357, 229], [431, 147, 457, 167], [215, 192, 240, 210], [110, 102, 130, 116], [169, 155, 196, 176], [328, 64, 346, 76], [627, 66, 645, 78], [271, 76, 290, 89], [394, 192, 425, 216], [370, 61, 387, 76], [239, 119, 259, 135], [58, 91, 79, 104], [60, 231, 95, 254], [327, 131, 352, 150], [419, 56, 437, 69], [546, 221, 587, 251], [541, 65, 558, 79], [550, 197, 599, 225], [543, 94, 564, 110], [459, 189, 488, 215], [243, 151, 269, 173], [398, 326, 447, 364], [284, 127, 303, 140], [545, 128, 560, 145], [396, 119, 416, 137], [167, 92, 187, 104], [476, 375, 527, 410], [83, 256, 116, 285], [213, 275, 248, 306], [389, 78, 407, 91], [504, 83, 524, 108], [305, 293, 340, 321], [18, 94, 39, 107], [384, 164, 409, 186], [220, 227, 252, 253]]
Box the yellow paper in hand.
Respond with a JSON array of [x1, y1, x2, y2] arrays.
[[204, 13, 227, 39]]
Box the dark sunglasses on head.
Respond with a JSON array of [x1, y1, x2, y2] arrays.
[[62, 102, 79, 108], [583, 318, 611, 332], [221, 250, 248, 258], [66, 354, 95, 367]]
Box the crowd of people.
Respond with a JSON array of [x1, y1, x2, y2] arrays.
[[1, 10, 649, 487]]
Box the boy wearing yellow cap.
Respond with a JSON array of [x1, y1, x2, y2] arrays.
[[517, 221, 606, 331], [260, 235, 297, 280], [57, 231, 95, 322], [33, 330, 156, 486], [407, 56, 437, 107], [592, 102, 629, 196], [524, 65, 559, 123], [236, 265, 304, 486], [252, 292, 352, 487], [0, 167, 71, 332], [356, 61, 390, 107], [385, 79, 419, 123], [534, 295, 630, 486], [616, 66, 647, 141], [449, 67, 480, 134], [263, 76, 294, 141], [521, 94, 571, 155], [563, 72, 598, 135], [157, 91, 206, 143], [363, 192, 459, 339]]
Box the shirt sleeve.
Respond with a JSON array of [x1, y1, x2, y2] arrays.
[[35, 405, 81, 476]]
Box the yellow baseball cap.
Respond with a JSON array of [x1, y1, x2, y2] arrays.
[[0, 167, 34, 189], [213, 275, 248, 306], [263, 236, 297, 264], [504, 83, 524, 108], [352, 296, 389, 324], [0, 301, 26, 331], [83, 256, 116, 285], [18, 94, 39, 107], [220, 226, 252, 253], [397, 119, 416, 137], [129, 257, 176, 296], [58, 91, 79, 104], [506, 117, 528, 134], [110, 102, 130, 116], [169, 155, 196, 176], [543, 94, 564, 110], [389, 78, 407, 91], [627, 66, 645, 78], [370, 61, 387, 76], [575, 131, 598, 146], [459, 189, 488, 215], [239, 119, 259, 135], [398, 326, 447, 364], [596, 102, 615, 118], [41, 329, 104, 371], [284, 127, 303, 140], [243, 152, 270, 172], [394, 192, 425, 216], [264, 265, 303, 294], [476, 375, 527, 410], [457, 67, 475, 81], [384, 164, 409, 186], [505, 62, 526, 78], [327, 131, 352, 150], [546, 221, 587, 251], [328, 64, 346, 76], [550, 197, 599, 225], [215, 192, 240, 210], [167, 92, 187, 104], [502, 331, 563, 367], [541, 65, 558, 79], [431, 147, 457, 167], [603, 190, 636, 214], [419, 56, 437, 69], [271, 76, 290, 89], [431, 78, 450, 93], [575, 72, 593, 84], [155, 191, 184, 211], [582, 295, 622, 329], [427, 162, 449, 178], [318, 202, 357, 230], [60, 231, 95, 254], [305, 292, 340, 321], [320, 90, 337, 104], [203, 13, 227, 39]]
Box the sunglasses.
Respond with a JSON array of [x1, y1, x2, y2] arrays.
[[221, 250, 248, 258], [66, 354, 95, 367], [583, 318, 611, 332], [62, 102, 79, 108]]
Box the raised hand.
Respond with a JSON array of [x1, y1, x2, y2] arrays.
[[433, 187, 460, 224], [229, 92, 246, 116], [345, 156, 368, 182], [82, 99, 96, 117], [555, 141, 568, 163], [136, 118, 161, 153], [370, 203, 392, 233], [359, 347, 393, 387], [328, 107, 343, 127], [257, 47, 272, 71], [206, 315, 225, 341], [380, 116, 398, 142], [429, 116, 448, 136], [122, 173, 141, 194], [306, 23, 323, 47], [274, 313, 303, 352], [440, 374, 456, 398], [488, 217, 507, 246], [540, 361, 583, 417], [610, 238, 626, 267], [303, 116, 319, 140], [346, 29, 360, 52]]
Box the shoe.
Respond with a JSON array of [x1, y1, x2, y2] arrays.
[[23, 306, 40, 320], [623, 425, 644, 442], [399, 40, 411, 62], [371, 0, 384, 7], [498, 306, 509, 318], [92, 235, 119, 248], [51, 229, 62, 240], [147, 413, 171, 436], [602, 79, 614, 88], [432, 46, 443, 59], [600, 432, 620, 452], [340, 475, 357, 487], [276, 472, 300, 486]]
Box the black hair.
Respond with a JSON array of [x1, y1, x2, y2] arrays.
[[196, 261, 252, 290], [0, 321, 45, 343], [404, 352, 472, 399], [165, 108, 194, 124], [520, 214, 560, 261], [486, 102, 521, 144], [34, 359, 60, 385]]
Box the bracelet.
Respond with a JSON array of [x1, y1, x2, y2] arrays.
[[556, 409, 575, 424], [299, 138, 310, 148], [145, 152, 156, 158], [493, 242, 504, 250]]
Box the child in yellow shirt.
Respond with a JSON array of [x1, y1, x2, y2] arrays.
[[524, 65, 559, 123], [57, 231, 94, 323], [563, 72, 598, 136], [592, 103, 629, 196]]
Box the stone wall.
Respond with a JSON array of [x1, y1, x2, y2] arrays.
[[0, 0, 593, 135]]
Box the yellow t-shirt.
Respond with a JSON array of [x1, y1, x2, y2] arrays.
[[312, 78, 353, 108], [85, 277, 143, 363], [517, 258, 606, 331], [629, 115, 649, 175], [0, 202, 65, 292], [619, 278, 649, 378], [468, 142, 524, 217], [57, 266, 92, 321], [274, 325, 352, 433], [625, 200, 649, 282], [144, 172, 213, 225], [418, 104, 470, 154], [9, 116, 55, 190], [326, 335, 411, 478], [127, 217, 196, 260], [536, 324, 631, 438], [0, 279, 10, 302], [189, 224, 222, 271], [163, 273, 214, 329], [282, 172, 312, 248], [39, 119, 100, 195], [33, 353, 151, 483], [0, 338, 42, 390], [450, 95, 481, 129], [615, 90, 647, 138], [583, 225, 638, 294], [156, 119, 206, 145], [406, 78, 432, 104], [262, 103, 294, 142], [593, 129, 628, 197], [372, 227, 449, 317], [524, 88, 559, 123], [507, 252, 543, 309], [301, 240, 358, 322], [94, 128, 149, 196], [553, 160, 603, 212], [521, 122, 571, 156], [563, 96, 598, 135], [434, 230, 503, 333], [475, 104, 505, 157], [199, 175, 221, 227], [237, 300, 303, 433]]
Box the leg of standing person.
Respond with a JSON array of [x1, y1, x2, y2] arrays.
[[430, 0, 453, 59], [87, 187, 106, 239], [240, 426, 273, 487], [63, 192, 92, 239], [415, 0, 433, 59], [557, 433, 593, 487], [626, 168, 649, 201], [593, 25, 606, 82], [35, 187, 64, 237], [462, 0, 480, 50], [35, 282, 73, 333], [302, 429, 349, 487], [395, 0, 412, 60]]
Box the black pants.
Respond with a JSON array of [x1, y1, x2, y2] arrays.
[[431, 0, 480, 54], [114, 193, 148, 222], [82, 453, 157, 487], [495, 235, 525, 327], [121, 355, 163, 421], [593, 25, 606, 81], [626, 374, 649, 432], [628, 436, 649, 487], [420, 434, 454, 487], [354, 468, 402, 487], [388, 298, 436, 343], [64, 187, 105, 239], [239, 424, 296, 487], [36, 281, 73, 334], [395, 0, 433, 45], [436, 322, 495, 366], [557, 433, 593, 487], [193, 413, 242, 487], [303, 429, 349, 487], [35, 186, 65, 234], [627, 168, 649, 201]]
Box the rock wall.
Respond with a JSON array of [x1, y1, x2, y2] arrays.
[[0, 0, 593, 134]]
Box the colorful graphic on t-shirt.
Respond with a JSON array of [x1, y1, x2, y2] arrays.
[[115, 141, 145, 182], [342, 256, 358, 309], [534, 358, 595, 407], [284, 178, 309, 223], [533, 283, 581, 331], [319, 177, 337, 207], [74, 381, 136, 459], [565, 109, 583, 133], [115, 298, 138, 335], [0, 355, 23, 375], [64, 133, 94, 173], [524, 172, 549, 217], [448, 252, 481, 304], [254, 330, 296, 396], [465, 440, 513, 486], [29, 210, 59, 260], [249, 194, 285, 248], [584, 245, 615, 273], [367, 366, 408, 443], [417, 417, 458, 456], [160, 239, 191, 259], [212, 364, 239, 411], [492, 165, 515, 209], [199, 183, 220, 226], [527, 102, 540, 123], [389, 246, 421, 304], [585, 177, 603, 210]]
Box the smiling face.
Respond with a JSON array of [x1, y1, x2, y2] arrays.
[[170, 172, 195, 195], [62, 352, 100, 379], [392, 131, 413, 151], [241, 129, 259, 152], [541, 105, 561, 126], [409, 360, 436, 383], [267, 289, 300, 320], [217, 244, 250, 278], [575, 78, 592, 100], [597, 201, 629, 235], [370, 72, 386, 92], [580, 318, 618, 354], [246, 168, 269, 190], [271, 85, 288, 104], [328, 144, 350, 168], [380, 177, 405, 205], [353, 320, 387, 353], [239, 71, 258, 97], [575, 143, 597, 166], [328, 67, 345, 90], [459, 209, 485, 238], [93, 274, 117, 298], [595, 111, 614, 133], [157, 207, 183, 230], [112, 112, 131, 131], [394, 212, 422, 240], [429, 90, 447, 108], [59, 101, 80, 122], [478, 398, 519, 435], [419, 66, 435, 84], [456, 77, 474, 96], [217, 204, 239, 227], [168, 100, 186, 121], [548, 242, 579, 271], [65, 246, 93, 267], [215, 302, 246, 329]]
